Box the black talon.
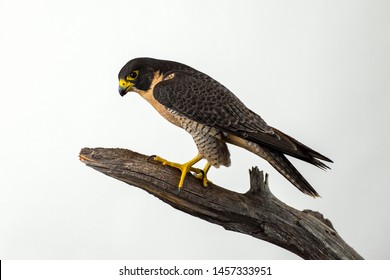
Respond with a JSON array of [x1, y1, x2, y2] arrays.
[[147, 155, 157, 161]]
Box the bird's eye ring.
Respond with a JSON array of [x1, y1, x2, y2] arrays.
[[126, 70, 139, 80]]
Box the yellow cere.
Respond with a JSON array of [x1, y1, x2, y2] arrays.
[[119, 79, 132, 88]]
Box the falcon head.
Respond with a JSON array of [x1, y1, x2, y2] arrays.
[[118, 58, 157, 96]]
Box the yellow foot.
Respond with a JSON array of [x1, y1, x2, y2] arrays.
[[152, 154, 203, 188], [194, 162, 212, 187]]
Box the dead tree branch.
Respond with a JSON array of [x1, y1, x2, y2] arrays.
[[79, 147, 362, 260]]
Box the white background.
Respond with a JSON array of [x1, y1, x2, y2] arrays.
[[0, 0, 389, 259]]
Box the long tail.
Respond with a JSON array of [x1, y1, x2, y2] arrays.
[[263, 147, 320, 197], [224, 133, 329, 197], [270, 127, 333, 169]]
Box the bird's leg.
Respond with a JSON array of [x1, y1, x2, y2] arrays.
[[152, 154, 203, 188], [194, 162, 212, 187]]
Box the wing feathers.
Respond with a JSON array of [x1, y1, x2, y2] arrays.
[[154, 70, 332, 169]]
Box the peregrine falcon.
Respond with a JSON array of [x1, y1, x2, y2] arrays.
[[118, 57, 332, 197]]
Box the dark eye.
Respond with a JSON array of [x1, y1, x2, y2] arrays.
[[126, 70, 139, 80]]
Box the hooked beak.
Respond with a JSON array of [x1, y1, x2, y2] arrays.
[[118, 79, 132, 96]]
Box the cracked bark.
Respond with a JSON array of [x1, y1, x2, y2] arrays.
[[79, 147, 363, 260]]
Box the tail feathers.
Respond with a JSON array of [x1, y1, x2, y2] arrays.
[[311, 157, 330, 170], [264, 148, 320, 197], [271, 127, 333, 169]]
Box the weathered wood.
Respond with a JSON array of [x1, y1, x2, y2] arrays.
[[79, 147, 363, 260]]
